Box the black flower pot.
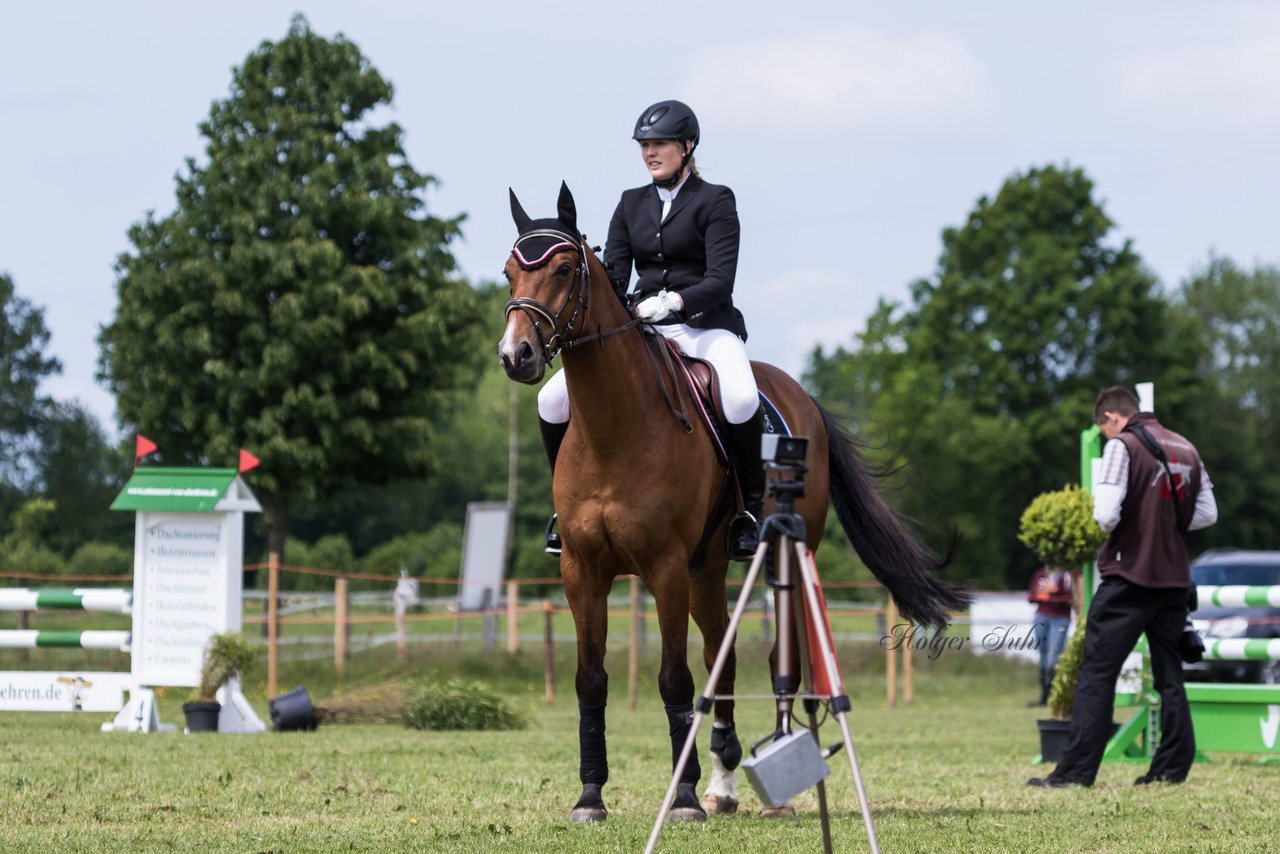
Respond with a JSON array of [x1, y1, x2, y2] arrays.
[[268, 686, 317, 732], [183, 701, 222, 733], [1037, 719, 1121, 764], [1036, 718, 1072, 763]]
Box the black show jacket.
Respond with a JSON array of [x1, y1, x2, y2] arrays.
[[604, 176, 748, 340]]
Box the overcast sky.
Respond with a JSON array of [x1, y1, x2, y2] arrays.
[[3, 2, 1278, 436]]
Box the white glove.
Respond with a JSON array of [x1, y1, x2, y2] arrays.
[[636, 290, 684, 322]]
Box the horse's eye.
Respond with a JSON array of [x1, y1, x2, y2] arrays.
[[555, 262, 573, 278]]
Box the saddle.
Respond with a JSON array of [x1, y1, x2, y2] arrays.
[[641, 331, 788, 571]]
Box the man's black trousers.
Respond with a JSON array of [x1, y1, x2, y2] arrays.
[[1052, 576, 1195, 785]]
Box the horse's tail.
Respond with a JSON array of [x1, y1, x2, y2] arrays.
[[818, 402, 970, 628]]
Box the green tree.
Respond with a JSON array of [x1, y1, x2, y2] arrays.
[[1174, 257, 1280, 552], [34, 402, 132, 555], [0, 273, 61, 495], [808, 164, 1196, 587], [99, 15, 483, 558]]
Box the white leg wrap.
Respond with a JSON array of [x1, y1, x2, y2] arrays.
[[704, 721, 738, 802]]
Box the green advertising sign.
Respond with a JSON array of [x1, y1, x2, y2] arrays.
[[110, 467, 240, 512]]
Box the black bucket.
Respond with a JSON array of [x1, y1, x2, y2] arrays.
[[269, 686, 317, 732], [183, 701, 222, 733]]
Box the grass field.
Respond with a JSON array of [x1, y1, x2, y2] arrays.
[[1, 636, 1278, 853]]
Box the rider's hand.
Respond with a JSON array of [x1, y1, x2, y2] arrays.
[[636, 290, 683, 322]]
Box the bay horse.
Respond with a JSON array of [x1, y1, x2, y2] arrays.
[[498, 183, 966, 823]]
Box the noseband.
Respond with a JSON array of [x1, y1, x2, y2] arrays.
[[505, 229, 639, 362]]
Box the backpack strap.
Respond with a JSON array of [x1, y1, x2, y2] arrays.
[[1122, 422, 1190, 534]]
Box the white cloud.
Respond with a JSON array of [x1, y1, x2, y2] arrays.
[[684, 28, 991, 134], [1115, 37, 1280, 127]]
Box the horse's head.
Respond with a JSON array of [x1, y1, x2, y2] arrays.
[[499, 181, 589, 383]]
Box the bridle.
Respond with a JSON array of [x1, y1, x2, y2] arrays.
[[504, 223, 692, 433], [504, 228, 640, 362]]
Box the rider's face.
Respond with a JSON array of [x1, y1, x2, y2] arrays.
[[639, 139, 688, 183]]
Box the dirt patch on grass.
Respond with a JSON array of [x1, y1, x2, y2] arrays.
[[314, 681, 408, 725]]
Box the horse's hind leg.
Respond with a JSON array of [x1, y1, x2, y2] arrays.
[[565, 571, 610, 822], [690, 564, 742, 815]]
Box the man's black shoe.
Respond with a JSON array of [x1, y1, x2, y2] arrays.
[[544, 513, 562, 556], [1026, 775, 1080, 788], [1134, 773, 1184, 786]]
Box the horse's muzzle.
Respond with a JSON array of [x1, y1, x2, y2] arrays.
[[498, 338, 545, 384]]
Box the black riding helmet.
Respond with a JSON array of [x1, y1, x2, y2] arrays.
[[632, 100, 699, 189]]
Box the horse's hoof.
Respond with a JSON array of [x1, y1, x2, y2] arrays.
[[570, 783, 607, 822], [700, 793, 739, 815], [570, 806, 608, 823], [760, 803, 796, 818], [667, 783, 707, 823]]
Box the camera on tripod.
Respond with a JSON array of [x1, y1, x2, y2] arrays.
[[760, 434, 808, 468]]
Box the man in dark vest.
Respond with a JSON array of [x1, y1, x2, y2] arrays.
[[1029, 386, 1218, 787]]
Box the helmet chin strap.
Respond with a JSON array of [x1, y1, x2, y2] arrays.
[[652, 142, 696, 190]]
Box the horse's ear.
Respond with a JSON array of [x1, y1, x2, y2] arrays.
[[509, 188, 533, 232], [557, 181, 577, 233]]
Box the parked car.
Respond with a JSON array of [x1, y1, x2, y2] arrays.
[[1185, 549, 1280, 684]]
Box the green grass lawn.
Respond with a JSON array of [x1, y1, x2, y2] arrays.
[[0, 638, 1277, 853]]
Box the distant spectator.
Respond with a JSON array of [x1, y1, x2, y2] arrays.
[[1027, 566, 1078, 706]]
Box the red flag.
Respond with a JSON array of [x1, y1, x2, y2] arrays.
[[135, 434, 158, 463], [238, 449, 260, 473]]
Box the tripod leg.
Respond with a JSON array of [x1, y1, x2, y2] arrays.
[[643, 538, 771, 854], [794, 543, 881, 854], [791, 561, 835, 854]]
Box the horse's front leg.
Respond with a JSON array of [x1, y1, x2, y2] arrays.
[[652, 566, 707, 823], [690, 564, 742, 815], [564, 566, 611, 822]]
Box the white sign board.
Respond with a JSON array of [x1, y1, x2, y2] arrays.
[[130, 511, 245, 687], [0, 672, 130, 712], [457, 502, 512, 611], [968, 593, 1045, 665]]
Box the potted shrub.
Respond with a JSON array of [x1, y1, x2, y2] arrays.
[[1017, 484, 1105, 762], [183, 632, 260, 733]]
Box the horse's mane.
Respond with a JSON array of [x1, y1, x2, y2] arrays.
[[580, 239, 630, 313]]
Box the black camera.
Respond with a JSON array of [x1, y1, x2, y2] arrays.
[[760, 434, 808, 466]]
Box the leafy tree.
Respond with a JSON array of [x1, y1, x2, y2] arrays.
[[34, 402, 132, 554], [1174, 257, 1280, 552], [808, 165, 1196, 587], [281, 283, 554, 582], [0, 273, 61, 495], [99, 15, 483, 558]]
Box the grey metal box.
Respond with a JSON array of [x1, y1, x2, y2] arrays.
[[741, 730, 830, 808]]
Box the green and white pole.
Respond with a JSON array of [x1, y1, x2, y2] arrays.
[[0, 588, 132, 614], [0, 630, 131, 651], [1201, 639, 1280, 661], [1198, 586, 1280, 608]]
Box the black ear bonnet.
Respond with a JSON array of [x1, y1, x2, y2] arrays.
[[509, 181, 581, 271]]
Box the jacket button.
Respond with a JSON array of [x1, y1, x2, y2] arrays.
[[656, 253, 664, 261]]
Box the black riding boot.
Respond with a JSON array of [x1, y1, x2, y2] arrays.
[[726, 407, 766, 560], [540, 418, 569, 555]]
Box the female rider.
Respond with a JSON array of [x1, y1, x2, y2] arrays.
[[537, 99, 765, 559]]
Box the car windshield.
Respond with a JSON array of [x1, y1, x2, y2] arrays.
[[1190, 563, 1280, 586]]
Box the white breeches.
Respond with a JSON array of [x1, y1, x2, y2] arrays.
[[537, 323, 760, 425]]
